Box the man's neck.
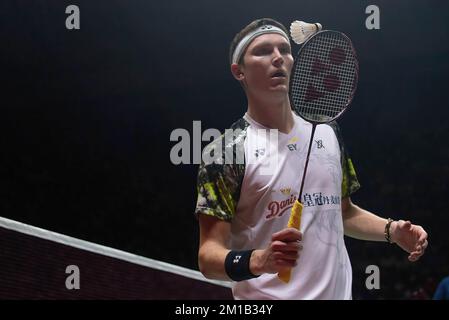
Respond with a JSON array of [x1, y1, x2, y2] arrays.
[[246, 94, 294, 134]]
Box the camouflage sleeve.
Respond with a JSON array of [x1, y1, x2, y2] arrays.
[[195, 117, 248, 221], [341, 153, 360, 198], [329, 121, 361, 198], [194, 161, 245, 222]]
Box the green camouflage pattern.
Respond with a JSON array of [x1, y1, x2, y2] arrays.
[[328, 121, 361, 198], [195, 118, 249, 221]]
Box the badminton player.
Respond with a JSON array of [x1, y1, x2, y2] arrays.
[[195, 18, 428, 299]]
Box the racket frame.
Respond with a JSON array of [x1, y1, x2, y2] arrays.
[[288, 30, 359, 201]]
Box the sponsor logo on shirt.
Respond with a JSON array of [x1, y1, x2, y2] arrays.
[[315, 139, 325, 149], [266, 187, 296, 219], [254, 148, 265, 157], [302, 192, 340, 207], [266, 191, 341, 220], [266, 194, 297, 219], [287, 136, 299, 152]]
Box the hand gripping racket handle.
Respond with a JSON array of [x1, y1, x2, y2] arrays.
[[278, 199, 303, 283]]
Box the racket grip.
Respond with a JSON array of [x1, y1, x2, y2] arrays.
[[278, 200, 303, 283]]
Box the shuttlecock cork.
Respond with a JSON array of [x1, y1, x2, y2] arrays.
[[290, 20, 322, 44]]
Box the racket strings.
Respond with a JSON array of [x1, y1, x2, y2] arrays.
[[290, 32, 357, 123]]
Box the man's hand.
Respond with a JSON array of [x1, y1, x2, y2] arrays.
[[250, 228, 302, 275], [390, 220, 428, 262]]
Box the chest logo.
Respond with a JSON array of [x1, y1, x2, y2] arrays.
[[315, 139, 325, 149], [287, 136, 299, 152], [266, 187, 296, 220], [254, 148, 265, 157]]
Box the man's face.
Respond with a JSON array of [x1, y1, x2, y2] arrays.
[[240, 33, 294, 95]]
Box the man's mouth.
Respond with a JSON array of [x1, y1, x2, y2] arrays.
[[270, 70, 287, 78]]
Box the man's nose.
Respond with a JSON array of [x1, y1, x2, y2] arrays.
[[272, 48, 284, 67]]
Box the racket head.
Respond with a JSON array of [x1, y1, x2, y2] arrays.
[[289, 30, 359, 124]]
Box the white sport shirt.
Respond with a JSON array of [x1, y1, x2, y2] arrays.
[[195, 111, 360, 300]]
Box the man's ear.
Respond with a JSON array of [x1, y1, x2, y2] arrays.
[[231, 63, 245, 81]]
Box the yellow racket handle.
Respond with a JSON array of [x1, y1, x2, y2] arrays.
[[278, 200, 303, 283]]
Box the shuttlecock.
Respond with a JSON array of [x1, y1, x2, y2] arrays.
[[290, 20, 322, 44]]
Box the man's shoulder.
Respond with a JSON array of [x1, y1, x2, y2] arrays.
[[230, 117, 250, 131], [199, 117, 249, 169], [203, 117, 250, 150]]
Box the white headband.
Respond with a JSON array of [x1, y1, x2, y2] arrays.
[[231, 25, 290, 64]]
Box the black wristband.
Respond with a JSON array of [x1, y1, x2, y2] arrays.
[[225, 249, 260, 281]]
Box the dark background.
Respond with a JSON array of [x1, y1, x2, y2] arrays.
[[1, 0, 448, 299]]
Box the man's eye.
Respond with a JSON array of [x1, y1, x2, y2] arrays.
[[280, 47, 291, 54], [254, 48, 271, 56]]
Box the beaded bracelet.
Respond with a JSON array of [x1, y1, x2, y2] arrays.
[[385, 218, 394, 244]]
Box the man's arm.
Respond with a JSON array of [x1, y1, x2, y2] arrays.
[[198, 214, 302, 281], [341, 197, 428, 261], [341, 197, 388, 241], [198, 214, 232, 280]]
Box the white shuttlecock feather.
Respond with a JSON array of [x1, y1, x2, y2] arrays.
[[290, 20, 322, 44]]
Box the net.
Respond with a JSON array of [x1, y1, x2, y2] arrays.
[[0, 217, 232, 299]]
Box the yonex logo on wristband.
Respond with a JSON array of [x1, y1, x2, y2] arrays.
[[225, 250, 259, 282]]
